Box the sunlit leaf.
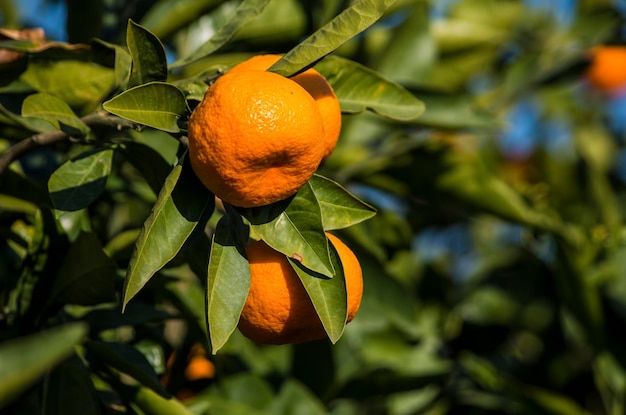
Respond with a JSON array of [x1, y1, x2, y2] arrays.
[[0, 323, 87, 409], [21, 92, 89, 134], [170, 0, 271, 69], [316, 55, 425, 121], [122, 157, 214, 309], [268, 0, 398, 77], [20, 60, 115, 110], [102, 82, 186, 133], [309, 175, 376, 230], [140, 0, 222, 40], [207, 208, 251, 353], [239, 183, 333, 277], [127, 20, 168, 88], [48, 147, 113, 212]]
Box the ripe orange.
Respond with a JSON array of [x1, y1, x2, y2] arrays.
[[187, 69, 326, 208], [229, 54, 342, 159], [586, 46, 626, 93], [238, 233, 363, 345]]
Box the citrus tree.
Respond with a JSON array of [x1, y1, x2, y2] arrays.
[[2, 0, 626, 414]]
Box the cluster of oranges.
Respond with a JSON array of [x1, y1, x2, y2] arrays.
[[187, 55, 362, 346]]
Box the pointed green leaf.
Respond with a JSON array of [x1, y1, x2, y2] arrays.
[[316, 56, 424, 121], [268, 0, 398, 77], [289, 239, 348, 343], [239, 182, 333, 277], [309, 175, 376, 230], [50, 231, 117, 306], [127, 19, 168, 88], [102, 82, 186, 133], [207, 210, 251, 353], [0, 323, 88, 409], [170, 0, 271, 69], [123, 157, 214, 309], [48, 147, 113, 212], [21, 93, 89, 135]]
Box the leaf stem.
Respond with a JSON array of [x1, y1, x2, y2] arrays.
[[0, 112, 137, 175]]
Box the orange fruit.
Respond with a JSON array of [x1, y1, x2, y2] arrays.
[[230, 54, 342, 159], [586, 46, 626, 93], [188, 69, 326, 208], [238, 233, 363, 345]]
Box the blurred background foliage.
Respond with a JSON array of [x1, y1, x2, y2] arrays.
[[3, 0, 626, 414]]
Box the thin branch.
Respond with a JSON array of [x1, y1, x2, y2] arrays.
[[0, 112, 137, 174]]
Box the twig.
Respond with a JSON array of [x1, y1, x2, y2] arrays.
[[0, 112, 137, 174]]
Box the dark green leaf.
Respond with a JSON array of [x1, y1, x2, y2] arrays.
[[127, 19, 168, 88], [42, 354, 100, 415], [316, 55, 425, 121], [0, 323, 88, 409], [85, 341, 168, 397], [83, 302, 175, 333], [21, 93, 89, 135], [207, 209, 251, 353], [91, 38, 132, 89], [289, 238, 348, 343], [102, 82, 186, 133], [120, 141, 174, 195], [48, 147, 113, 212], [268, 0, 398, 77], [240, 182, 333, 277], [309, 175, 376, 230], [122, 157, 213, 309], [50, 231, 116, 306], [169, 0, 271, 69]]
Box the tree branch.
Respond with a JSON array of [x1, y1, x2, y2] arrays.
[[0, 112, 137, 174]]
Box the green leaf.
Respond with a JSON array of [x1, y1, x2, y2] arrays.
[[50, 231, 117, 306], [85, 341, 168, 396], [20, 60, 115, 110], [169, 0, 271, 69], [91, 38, 132, 89], [239, 182, 333, 277], [120, 141, 174, 195], [102, 82, 187, 133], [375, 3, 434, 86], [128, 384, 195, 415], [309, 175, 376, 230], [127, 19, 168, 88], [140, 0, 222, 41], [268, 379, 327, 415], [21, 93, 89, 135], [289, 239, 348, 344], [48, 147, 113, 212], [316, 56, 425, 121], [122, 156, 214, 309], [0, 323, 88, 409], [268, 0, 398, 77], [42, 354, 100, 415], [207, 208, 251, 353]]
